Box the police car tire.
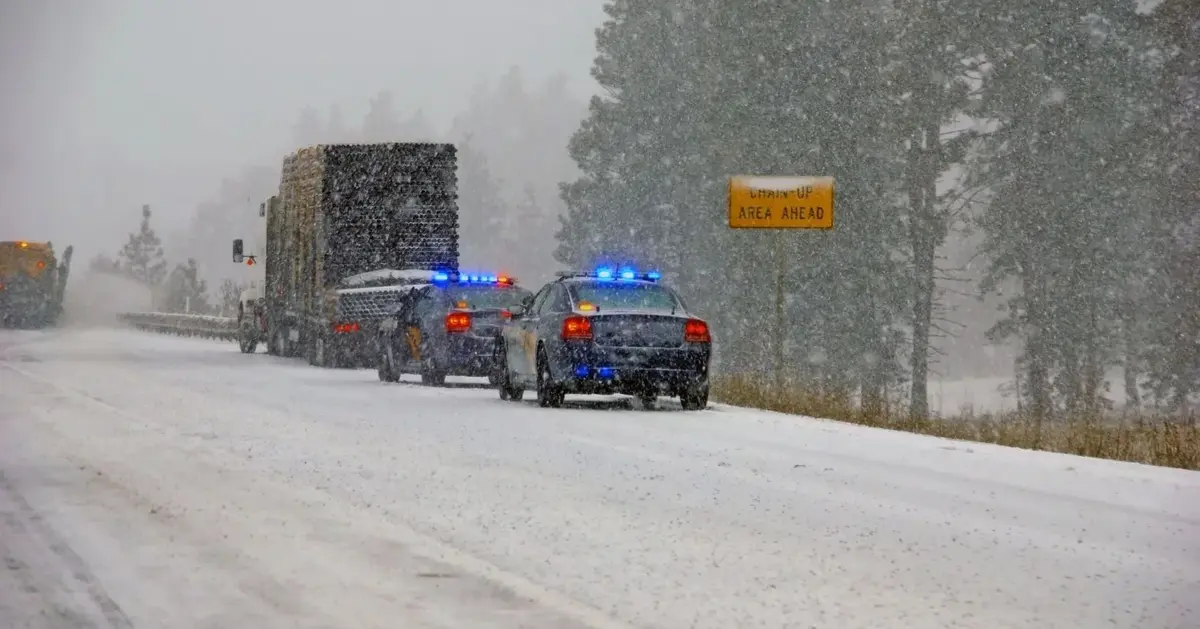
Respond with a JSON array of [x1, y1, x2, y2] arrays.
[[496, 344, 524, 401], [536, 351, 564, 408], [421, 357, 446, 386], [681, 384, 709, 411]]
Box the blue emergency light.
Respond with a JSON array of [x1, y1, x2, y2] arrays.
[[556, 269, 661, 281], [431, 271, 514, 285], [591, 267, 660, 282]]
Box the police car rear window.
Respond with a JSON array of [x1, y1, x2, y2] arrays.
[[444, 286, 532, 309], [571, 282, 679, 311]]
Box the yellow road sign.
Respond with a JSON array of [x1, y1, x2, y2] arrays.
[[728, 176, 835, 229]]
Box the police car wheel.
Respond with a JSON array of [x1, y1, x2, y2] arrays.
[[536, 351, 564, 408], [421, 358, 446, 386], [680, 383, 709, 411], [496, 344, 524, 401]]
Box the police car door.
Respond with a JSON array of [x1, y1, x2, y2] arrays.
[[516, 285, 553, 379]]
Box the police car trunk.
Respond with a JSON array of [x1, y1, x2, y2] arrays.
[[324, 269, 436, 368]]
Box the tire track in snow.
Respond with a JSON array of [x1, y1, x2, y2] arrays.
[[4, 361, 637, 629], [0, 470, 134, 629]]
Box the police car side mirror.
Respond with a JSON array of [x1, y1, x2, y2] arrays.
[[508, 305, 527, 318]]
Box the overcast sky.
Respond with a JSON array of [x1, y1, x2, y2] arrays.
[[0, 0, 604, 256]]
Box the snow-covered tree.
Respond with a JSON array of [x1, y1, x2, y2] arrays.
[[118, 204, 168, 288], [161, 258, 211, 314]]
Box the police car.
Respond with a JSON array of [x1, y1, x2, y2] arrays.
[[494, 268, 711, 410], [376, 271, 533, 386], [319, 269, 439, 368]]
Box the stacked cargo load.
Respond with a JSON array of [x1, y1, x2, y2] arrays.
[[248, 142, 458, 365]]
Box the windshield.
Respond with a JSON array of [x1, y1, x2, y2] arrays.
[[444, 285, 532, 309], [570, 281, 680, 311]]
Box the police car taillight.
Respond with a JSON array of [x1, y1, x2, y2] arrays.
[[333, 322, 360, 334], [562, 316, 592, 340], [684, 319, 710, 343], [445, 312, 471, 333]]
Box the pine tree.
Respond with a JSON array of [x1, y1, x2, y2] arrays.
[[362, 90, 402, 141], [292, 106, 324, 148], [162, 258, 211, 314], [457, 140, 512, 272], [882, 0, 983, 418], [559, 0, 911, 401], [1142, 0, 1200, 414], [118, 204, 168, 288], [973, 0, 1161, 418], [327, 104, 354, 143], [218, 278, 247, 317]]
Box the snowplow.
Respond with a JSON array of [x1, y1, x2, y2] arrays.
[[0, 240, 74, 328]]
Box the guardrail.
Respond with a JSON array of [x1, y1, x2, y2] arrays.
[[117, 312, 238, 341]]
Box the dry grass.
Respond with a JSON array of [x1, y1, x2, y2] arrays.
[[711, 374, 1200, 471]]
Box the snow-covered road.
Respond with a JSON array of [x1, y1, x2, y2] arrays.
[[1, 327, 1197, 629]]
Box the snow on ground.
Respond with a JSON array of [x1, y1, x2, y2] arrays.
[[1, 326, 1198, 629]]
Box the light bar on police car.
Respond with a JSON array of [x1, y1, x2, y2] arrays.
[[431, 271, 515, 285]]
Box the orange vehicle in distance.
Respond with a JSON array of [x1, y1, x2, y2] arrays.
[[0, 240, 73, 328]]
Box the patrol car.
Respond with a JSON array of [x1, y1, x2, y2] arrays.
[[376, 271, 533, 385], [316, 269, 439, 367], [494, 268, 711, 410]]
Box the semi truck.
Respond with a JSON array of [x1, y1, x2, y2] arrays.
[[0, 240, 73, 328], [232, 142, 459, 367]]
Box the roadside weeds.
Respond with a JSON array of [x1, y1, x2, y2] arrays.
[[711, 375, 1200, 471]]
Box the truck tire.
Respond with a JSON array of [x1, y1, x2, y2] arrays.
[[239, 332, 257, 354]]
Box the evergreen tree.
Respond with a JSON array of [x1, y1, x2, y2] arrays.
[[218, 278, 247, 317], [973, 0, 1163, 418], [118, 204, 168, 288], [457, 139, 512, 271], [327, 104, 354, 143], [161, 258, 211, 314], [1142, 0, 1200, 414], [292, 105, 325, 148], [362, 90, 402, 141], [882, 0, 982, 418], [559, 0, 912, 402], [398, 109, 437, 140]]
